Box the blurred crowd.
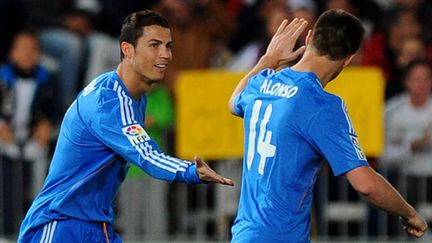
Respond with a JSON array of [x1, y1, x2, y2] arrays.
[[1, 0, 432, 240]]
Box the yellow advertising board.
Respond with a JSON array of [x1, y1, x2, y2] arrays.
[[175, 67, 384, 160], [175, 71, 245, 160]]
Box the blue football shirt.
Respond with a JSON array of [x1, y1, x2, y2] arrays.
[[18, 71, 202, 241], [231, 68, 369, 242]]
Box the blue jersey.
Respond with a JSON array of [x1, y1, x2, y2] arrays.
[[18, 71, 202, 240], [231, 68, 369, 242]]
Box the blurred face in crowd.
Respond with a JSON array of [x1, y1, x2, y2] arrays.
[[405, 63, 432, 100], [162, 0, 193, 22], [398, 37, 426, 67], [389, 11, 421, 51], [266, 8, 289, 38], [10, 33, 40, 71], [397, 11, 421, 39], [124, 25, 173, 84]]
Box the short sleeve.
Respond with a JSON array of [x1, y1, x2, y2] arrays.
[[307, 100, 369, 176], [233, 68, 275, 117]]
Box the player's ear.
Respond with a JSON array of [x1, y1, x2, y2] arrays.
[[305, 29, 312, 46], [342, 54, 355, 67], [120, 42, 134, 60]]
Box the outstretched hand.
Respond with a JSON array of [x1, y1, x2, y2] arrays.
[[263, 18, 308, 69], [194, 156, 234, 186]]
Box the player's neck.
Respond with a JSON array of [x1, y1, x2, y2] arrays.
[[116, 63, 152, 101], [291, 51, 343, 88]]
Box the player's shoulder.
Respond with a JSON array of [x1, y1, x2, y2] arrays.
[[310, 90, 348, 117], [79, 71, 123, 111]]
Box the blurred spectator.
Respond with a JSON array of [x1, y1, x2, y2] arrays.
[[381, 60, 432, 229], [362, 7, 424, 93], [382, 59, 432, 178], [0, 30, 60, 234], [153, 0, 235, 92], [22, 0, 86, 111], [226, 2, 289, 71], [22, 0, 158, 109], [390, 0, 432, 59], [386, 36, 427, 99]]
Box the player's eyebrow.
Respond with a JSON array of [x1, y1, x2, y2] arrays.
[[148, 39, 172, 45], [148, 39, 162, 43]]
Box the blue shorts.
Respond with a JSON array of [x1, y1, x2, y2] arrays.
[[18, 218, 122, 243]]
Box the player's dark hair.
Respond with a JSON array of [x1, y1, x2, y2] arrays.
[[119, 10, 170, 60], [311, 9, 365, 61]]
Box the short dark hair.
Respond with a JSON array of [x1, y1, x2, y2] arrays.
[[119, 10, 170, 60], [311, 9, 365, 61]]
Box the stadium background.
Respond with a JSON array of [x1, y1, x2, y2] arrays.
[[1, 0, 432, 242]]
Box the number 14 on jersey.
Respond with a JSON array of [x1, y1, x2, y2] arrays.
[[247, 100, 276, 175]]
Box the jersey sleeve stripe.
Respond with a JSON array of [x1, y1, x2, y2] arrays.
[[113, 80, 119, 91], [135, 144, 177, 173], [46, 220, 58, 243], [142, 142, 187, 171], [39, 223, 48, 243], [156, 149, 192, 165], [125, 95, 137, 123], [143, 142, 190, 168], [341, 101, 355, 135], [121, 90, 132, 124], [114, 82, 127, 126]]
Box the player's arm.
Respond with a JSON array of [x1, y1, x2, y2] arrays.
[[104, 130, 233, 186], [307, 102, 427, 238], [345, 166, 428, 238], [229, 18, 307, 115], [132, 139, 233, 186], [86, 97, 233, 186]]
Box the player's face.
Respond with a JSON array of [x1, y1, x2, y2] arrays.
[[131, 25, 173, 84]]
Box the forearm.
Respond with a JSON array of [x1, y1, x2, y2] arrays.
[[361, 171, 415, 220], [347, 166, 416, 220]]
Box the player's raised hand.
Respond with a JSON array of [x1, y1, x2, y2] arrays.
[[264, 18, 308, 69], [194, 156, 234, 186]]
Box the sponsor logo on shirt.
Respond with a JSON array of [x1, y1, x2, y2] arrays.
[[350, 135, 366, 161], [122, 124, 150, 146]]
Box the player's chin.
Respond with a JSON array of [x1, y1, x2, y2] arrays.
[[151, 76, 164, 84], [146, 73, 164, 83], [152, 71, 166, 81]]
